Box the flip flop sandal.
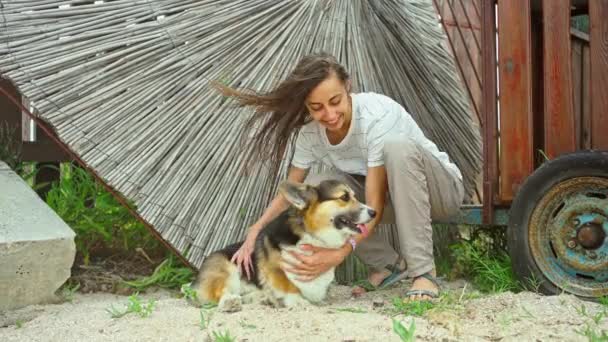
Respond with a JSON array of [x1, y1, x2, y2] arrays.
[[404, 273, 440, 300], [377, 256, 408, 290], [351, 256, 407, 296]]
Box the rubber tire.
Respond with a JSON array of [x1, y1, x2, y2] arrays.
[[507, 150, 608, 297]]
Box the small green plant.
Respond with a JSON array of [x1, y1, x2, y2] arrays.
[[576, 323, 608, 342], [123, 254, 194, 291], [181, 283, 198, 302], [335, 307, 367, 313], [212, 329, 236, 342], [58, 281, 80, 303], [106, 293, 156, 319], [199, 309, 213, 330], [15, 320, 24, 329], [238, 319, 256, 329], [599, 296, 608, 308], [392, 319, 416, 342], [392, 298, 435, 317]]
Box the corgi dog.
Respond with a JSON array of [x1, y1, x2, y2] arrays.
[[189, 179, 375, 312]]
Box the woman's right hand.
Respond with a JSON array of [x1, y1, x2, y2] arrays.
[[231, 228, 259, 280]]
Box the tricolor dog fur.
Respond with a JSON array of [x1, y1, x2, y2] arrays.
[[189, 179, 376, 312]]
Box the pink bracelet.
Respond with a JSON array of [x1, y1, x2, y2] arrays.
[[348, 237, 357, 251]]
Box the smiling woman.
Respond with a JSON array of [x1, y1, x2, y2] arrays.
[[215, 52, 464, 302]]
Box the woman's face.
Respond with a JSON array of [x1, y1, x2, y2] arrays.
[[305, 73, 351, 132]]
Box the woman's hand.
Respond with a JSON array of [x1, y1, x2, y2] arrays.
[[281, 244, 350, 281], [231, 228, 259, 280]]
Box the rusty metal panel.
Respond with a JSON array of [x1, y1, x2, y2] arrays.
[[542, 0, 576, 159], [589, 0, 608, 150], [497, 0, 534, 202]]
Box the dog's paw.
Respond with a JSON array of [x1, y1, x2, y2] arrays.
[[282, 294, 310, 308], [218, 294, 242, 313]]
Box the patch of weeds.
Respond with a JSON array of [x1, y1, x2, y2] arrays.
[[576, 324, 608, 342], [431, 286, 482, 314], [45, 163, 162, 265], [15, 320, 24, 329], [599, 296, 608, 308], [592, 310, 606, 325], [238, 319, 256, 329], [212, 329, 236, 342], [392, 318, 416, 342], [522, 273, 543, 293], [335, 307, 367, 313], [123, 254, 194, 291], [57, 281, 80, 303], [392, 298, 435, 317], [181, 283, 198, 302], [576, 304, 589, 317], [106, 293, 156, 319], [450, 227, 520, 293]]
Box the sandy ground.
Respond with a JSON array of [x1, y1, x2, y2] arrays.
[[1, 279, 606, 342]]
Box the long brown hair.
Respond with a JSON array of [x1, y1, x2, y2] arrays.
[[214, 52, 350, 176]]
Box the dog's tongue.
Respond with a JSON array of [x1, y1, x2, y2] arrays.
[[357, 224, 369, 237]]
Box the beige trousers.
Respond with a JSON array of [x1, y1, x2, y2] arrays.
[[304, 137, 464, 278]]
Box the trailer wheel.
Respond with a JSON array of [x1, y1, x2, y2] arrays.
[[508, 150, 608, 299]]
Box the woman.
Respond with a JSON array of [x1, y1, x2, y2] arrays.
[[218, 52, 464, 301]]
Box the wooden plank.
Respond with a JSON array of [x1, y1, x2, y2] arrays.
[[542, 0, 576, 159], [0, 79, 22, 139], [497, 0, 534, 202], [589, 0, 608, 150], [572, 38, 583, 149], [582, 43, 592, 149], [481, 0, 498, 223]]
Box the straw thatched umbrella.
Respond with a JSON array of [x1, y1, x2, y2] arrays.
[[0, 0, 481, 279]]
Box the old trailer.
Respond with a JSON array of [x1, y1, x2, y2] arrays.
[[441, 0, 607, 299]]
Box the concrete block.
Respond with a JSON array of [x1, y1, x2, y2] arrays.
[[0, 161, 76, 311]]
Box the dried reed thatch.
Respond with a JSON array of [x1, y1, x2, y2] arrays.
[[0, 0, 481, 277]]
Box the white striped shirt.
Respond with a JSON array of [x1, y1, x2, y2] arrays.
[[291, 92, 462, 180]]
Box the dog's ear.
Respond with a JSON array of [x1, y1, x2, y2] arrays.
[[278, 181, 317, 210]]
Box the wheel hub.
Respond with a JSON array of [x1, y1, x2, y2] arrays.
[[576, 220, 606, 250]]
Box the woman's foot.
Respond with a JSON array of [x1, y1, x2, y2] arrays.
[[351, 269, 392, 297], [351, 257, 407, 297], [404, 271, 440, 301]]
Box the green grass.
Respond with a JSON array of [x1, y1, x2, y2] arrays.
[[106, 293, 156, 319], [212, 330, 236, 342], [57, 281, 80, 303], [123, 254, 194, 291], [391, 298, 435, 317], [45, 163, 162, 264], [449, 228, 521, 293], [199, 308, 213, 330]]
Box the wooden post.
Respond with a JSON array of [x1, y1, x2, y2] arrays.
[[542, 0, 576, 159], [481, 0, 498, 224], [497, 0, 534, 202], [589, 0, 608, 150]]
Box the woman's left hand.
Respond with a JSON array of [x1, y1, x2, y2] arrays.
[[281, 244, 348, 281]]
